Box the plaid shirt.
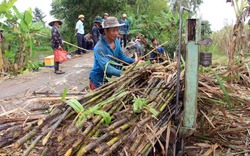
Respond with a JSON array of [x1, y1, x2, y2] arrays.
[[51, 26, 62, 50]]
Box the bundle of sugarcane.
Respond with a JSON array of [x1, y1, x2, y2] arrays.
[[0, 60, 184, 156]]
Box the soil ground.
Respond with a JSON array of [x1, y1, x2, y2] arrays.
[[0, 52, 94, 114]]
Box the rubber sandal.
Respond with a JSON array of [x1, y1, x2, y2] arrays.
[[55, 70, 65, 74]]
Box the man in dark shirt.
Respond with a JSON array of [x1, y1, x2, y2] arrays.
[[92, 16, 102, 46]]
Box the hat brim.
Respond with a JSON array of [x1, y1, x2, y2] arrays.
[[103, 23, 124, 29], [93, 20, 102, 23], [49, 20, 63, 26]]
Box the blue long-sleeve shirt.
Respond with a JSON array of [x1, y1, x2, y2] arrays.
[[119, 19, 129, 35], [150, 44, 165, 60], [89, 36, 135, 88]]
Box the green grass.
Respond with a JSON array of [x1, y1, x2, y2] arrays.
[[34, 46, 52, 51]]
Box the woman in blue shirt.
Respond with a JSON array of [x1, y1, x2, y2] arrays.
[[89, 17, 135, 90]]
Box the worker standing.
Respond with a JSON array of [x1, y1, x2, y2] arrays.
[[119, 13, 130, 48], [49, 19, 65, 74], [75, 14, 86, 54], [102, 13, 109, 27], [89, 17, 135, 90], [92, 16, 102, 46]]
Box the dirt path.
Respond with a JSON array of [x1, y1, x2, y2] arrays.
[[0, 52, 94, 113]]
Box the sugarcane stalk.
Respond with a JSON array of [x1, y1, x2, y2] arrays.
[[64, 123, 94, 156], [37, 108, 62, 126], [0, 137, 14, 148], [102, 133, 130, 156], [22, 135, 43, 156], [77, 118, 133, 155], [76, 133, 110, 156], [22, 118, 58, 156], [14, 128, 38, 148], [94, 136, 119, 154], [41, 146, 49, 156], [129, 134, 143, 153], [106, 117, 129, 132], [42, 107, 71, 145], [0, 122, 17, 131], [33, 91, 86, 96]]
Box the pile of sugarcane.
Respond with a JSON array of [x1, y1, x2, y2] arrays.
[[0, 61, 184, 156], [185, 62, 250, 154]]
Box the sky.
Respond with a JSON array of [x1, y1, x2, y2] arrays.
[[3, 0, 237, 31]]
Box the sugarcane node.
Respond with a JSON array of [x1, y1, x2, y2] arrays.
[[57, 135, 64, 142]]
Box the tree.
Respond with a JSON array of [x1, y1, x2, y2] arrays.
[[226, 0, 250, 68], [33, 7, 46, 23]]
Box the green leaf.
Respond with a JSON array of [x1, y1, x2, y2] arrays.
[[135, 60, 151, 69], [66, 98, 85, 124], [93, 110, 111, 125], [61, 88, 68, 101], [109, 60, 123, 66], [19, 21, 29, 32], [214, 72, 232, 109], [24, 9, 33, 27], [133, 97, 147, 113], [66, 99, 84, 112], [12, 5, 23, 19], [30, 22, 44, 31], [0, 0, 17, 14]]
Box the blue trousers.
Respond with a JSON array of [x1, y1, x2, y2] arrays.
[[120, 34, 127, 48], [77, 33, 86, 54]]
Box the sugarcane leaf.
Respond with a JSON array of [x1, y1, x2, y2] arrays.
[[77, 116, 84, 124], [214, 72, 232, 109], [148, 107, 159, 117], [93, 110, 111, 125], [61, 88, 68, 101], [106, 77, 115, 82], [66, 99, 84, 112], [135, 60, 151, 69], [109, 60, 123, 66]]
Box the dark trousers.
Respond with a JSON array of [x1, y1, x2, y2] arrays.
[[54, 62, 59, 71], [77, 33, 86, 54], [120, 34, 127, 48]]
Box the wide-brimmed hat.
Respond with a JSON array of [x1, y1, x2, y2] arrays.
[[93, 16, 102, 23], [49, 19, 63, 26], [103, 17, 124, 29], [78, 14, 85, 19]]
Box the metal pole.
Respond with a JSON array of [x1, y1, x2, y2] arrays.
[[175, 6, 190, 117]]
